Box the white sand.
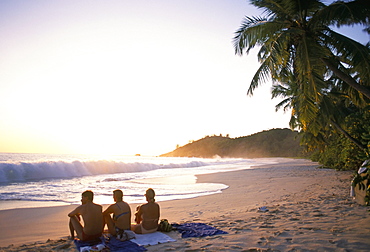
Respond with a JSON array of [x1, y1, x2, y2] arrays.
[[1, 158, 369, 251]]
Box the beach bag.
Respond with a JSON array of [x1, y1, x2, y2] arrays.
[[159, 219, 172, 232]]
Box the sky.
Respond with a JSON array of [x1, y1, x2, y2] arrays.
[[0, 0, 368, 156]]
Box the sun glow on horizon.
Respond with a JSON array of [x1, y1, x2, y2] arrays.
[[4, 0, 365, 156]]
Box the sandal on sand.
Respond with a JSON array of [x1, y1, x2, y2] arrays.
[[258, 206, 269, 212]]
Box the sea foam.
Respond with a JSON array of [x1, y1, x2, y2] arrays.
[[0, 154, 275, 209], [0, 159, 209, 183]]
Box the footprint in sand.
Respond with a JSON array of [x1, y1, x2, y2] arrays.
[[200, 244, 212, 248], [285, 238, 293, 243], [259, 224, 275, 228]]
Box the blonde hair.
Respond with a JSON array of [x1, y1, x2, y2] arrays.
[[145, 188, 155, 202]]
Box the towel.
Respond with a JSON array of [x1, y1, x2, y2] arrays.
[[74, 238, 106, 252], [107, 236, 147, 252], [131, 231, 176, 246], [74, 236, 147, 252], [172, 223, 228, 238]]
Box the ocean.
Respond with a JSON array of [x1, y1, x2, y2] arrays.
[[0, 153, 276, 210]]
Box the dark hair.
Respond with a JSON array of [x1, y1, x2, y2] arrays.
[[113, 189, 123, 201], [82, 190, 94, 201]]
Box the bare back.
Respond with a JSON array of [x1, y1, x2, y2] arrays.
[[78, 202, 104, 235], [137, 202, 160, 230], [112, 201, 131, 230]]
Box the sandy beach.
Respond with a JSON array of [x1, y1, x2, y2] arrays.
[[1, 158, 369, 251]]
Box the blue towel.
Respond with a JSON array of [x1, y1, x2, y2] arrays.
[[106, 236, 147, 252], [74, 235, 147, 252], [74, 237, 105, 251], [172, 223, 228, 238]]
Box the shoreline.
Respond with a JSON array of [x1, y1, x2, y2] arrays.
[[1, 158, 370, 251], [0, 157, 274, 212], [0, 157, 277, 212], [0, 200, 70, 211]]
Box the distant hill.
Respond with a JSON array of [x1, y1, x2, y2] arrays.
[[160, 128, 305, 158]]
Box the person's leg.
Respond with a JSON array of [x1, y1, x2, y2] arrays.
[[69, 219, 75, 239], [69, 216, 84, 240], [104, 215, 116, 236]]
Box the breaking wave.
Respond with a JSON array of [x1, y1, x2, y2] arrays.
[[0, 157, 245, 183]]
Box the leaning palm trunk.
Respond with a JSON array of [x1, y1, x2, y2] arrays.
[[329, 119, 366, 151], [321, 58, 370, 99]]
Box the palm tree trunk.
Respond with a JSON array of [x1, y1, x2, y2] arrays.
[[321, 58, 370, 99], [329, 119, 366, 151]]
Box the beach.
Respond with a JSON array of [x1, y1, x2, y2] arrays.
[[1, 158, 369, 251]]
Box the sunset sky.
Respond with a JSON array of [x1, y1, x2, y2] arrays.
[[0, 0, 368, 156]]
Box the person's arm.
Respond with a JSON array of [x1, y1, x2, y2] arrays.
[[134, 205, 142, 224], [68, 205, 81, 217], [103, 205, 114, 216]]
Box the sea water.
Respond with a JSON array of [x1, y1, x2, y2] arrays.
[[0, 153, 276, 210]]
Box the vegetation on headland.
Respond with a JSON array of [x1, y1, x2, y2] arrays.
[[232, 0, 370, 171], [160, 128, 306, 159]]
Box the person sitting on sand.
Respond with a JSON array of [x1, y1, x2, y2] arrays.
[[103, 189, 132, 238], [131, 188, 160, 234], [68, 190, 104, 241]]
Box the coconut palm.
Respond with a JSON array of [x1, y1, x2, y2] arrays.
[[272, 75, 367, 151], [234, 0, 370, 120]]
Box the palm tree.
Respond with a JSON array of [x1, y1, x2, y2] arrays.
[[271, 76, 367, 151], [234, 0, 370, 111], [233, 1, 370, 166]]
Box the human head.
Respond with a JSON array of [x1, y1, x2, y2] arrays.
[[145, 188, 155, 202], [82, 190, 94, 202], [113, 189, 123, 202]]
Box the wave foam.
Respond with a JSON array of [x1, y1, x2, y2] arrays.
[[0, 160, 210, 183]]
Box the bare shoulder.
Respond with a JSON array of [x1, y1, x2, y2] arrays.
[[77, 204, 87, 211], [94, 203, 103, 210], [154, 202, 160, 210], [68, 204, 83, 216], [140, 203, 149, 209], [74, 204, 83, 210], [136, 203, 146, 212], [149, 202, 159, 207], [74, 204, 87, 214], [123, 201, 130, 209], [95, 203, 102, 207]]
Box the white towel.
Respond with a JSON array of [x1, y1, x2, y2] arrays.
[[131, 231, 176, 246], [80, 243, 107, 252]]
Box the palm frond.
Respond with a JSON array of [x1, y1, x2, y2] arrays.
[[234, 17, 288, 55], [311, 0, 370, 28], [323, 29, 370, 84], [271, 84, 294, 111], [275, 97, 292, 112], [323, 29, 370, 65], [247, 58, 272, 95], [294, 35, 327, 103], [250, 0, 292, 18], [271, 83, 289, 98], [247, 29, 295, 95], [234, 16, 267, 55], [250, 0, 324, 21]]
